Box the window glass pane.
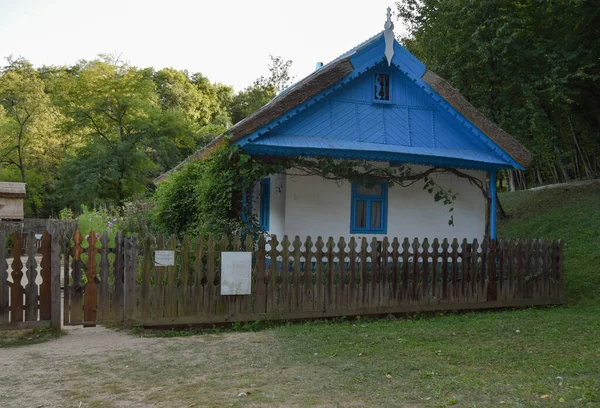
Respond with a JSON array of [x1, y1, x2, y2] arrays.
[[357, 184, 382, 196], [355, 200, 367, 228], [371, 201, 382, 229]]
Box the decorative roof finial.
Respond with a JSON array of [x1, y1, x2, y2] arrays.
[[384, 6, 395, 66]]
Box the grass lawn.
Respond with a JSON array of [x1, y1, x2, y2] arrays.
[[0, 325, 64, 348], [125, 182, 599, 407]]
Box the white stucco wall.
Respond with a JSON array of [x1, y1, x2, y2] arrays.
[[264, 165, 488, 241]]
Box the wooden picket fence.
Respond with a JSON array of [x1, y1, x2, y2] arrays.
[[0, 231, 54, 330], [59, 229, 564, 327]]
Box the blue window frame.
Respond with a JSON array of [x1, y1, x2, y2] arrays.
[[350, 183, 388, 234], [259, 178, 270, 230]]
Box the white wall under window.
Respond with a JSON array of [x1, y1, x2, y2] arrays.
[[264, 165, 487, 241]]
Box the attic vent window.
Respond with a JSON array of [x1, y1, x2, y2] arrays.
[[374, 73, 390, 102]]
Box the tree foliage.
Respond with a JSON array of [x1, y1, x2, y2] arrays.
[[0, 54, 287, 216], [396, 0, 600, 188]]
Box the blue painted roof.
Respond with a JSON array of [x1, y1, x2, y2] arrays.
[[237, 40, 521, 170]]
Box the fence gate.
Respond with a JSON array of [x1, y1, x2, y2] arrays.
[[62, 230, 127, 326], [0, 231, 55, 330]]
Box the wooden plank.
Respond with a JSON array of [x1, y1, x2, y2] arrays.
[[302, 236, 313, 312], [368, 237, 379, 308], [193, 236, 205, 315], [25, 232, 38, 321], [380, 237, 389, 308], [98, 232, 110, 323], [112, 232, 124, 322], [70, 230, 84, 324], [497, 239, 506, 300], [215, 235, 228, 316], [62, 233, 70, 326], [541, 240, 549, 300], [267, 235, 279, 315], [430, 239, 439, 304], [325, 237, 335, 312], [153, 235, 166, 318], [139, 236, 153, 318], [10, 232, 24, 322], [1, 320, 51, 331], [337, 237, 347, 310], [243, 235, 254, 315], [557, 240, 564, 302], [421, 238, 430, 304], [0, 232, 9, 324], [348, 237, 358, 310], [291, 236, 302, 312], [440, 239, 449, 301], [126, 234, 140, 323], [360, 238, 369, 308], [280, 236, 291, 313], [204, 235, 216, 316], [180, 236, 191, 316], [314, 237, 324, 312], [401, 238, 410, 303], [470, 239, 479, 302], [487, 239, 498, 301], [39, 231, 52, 321], [165, 235, 178, 318], [479, 239, 489, 302], [390, 238, 400, 305], [83, 231, 99, 327], [450, 239, 459, 303], [460, 239, 468, 303], [411, 238, 420, 303]]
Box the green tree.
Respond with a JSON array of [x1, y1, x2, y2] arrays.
[[0, 57, 65, 214], [229, 55, 293, 124]]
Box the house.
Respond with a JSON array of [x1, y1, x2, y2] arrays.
[[0, 182, 26, 220], [156, 8, 531, 241]]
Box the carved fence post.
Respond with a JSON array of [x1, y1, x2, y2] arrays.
[[50, 227, 62, 329]]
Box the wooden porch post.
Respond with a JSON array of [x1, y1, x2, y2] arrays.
[[489, 171, 497, 240]]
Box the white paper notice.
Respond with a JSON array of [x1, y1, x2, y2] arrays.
[[221, 252, 252, 295], [154, 250, 175, 267]]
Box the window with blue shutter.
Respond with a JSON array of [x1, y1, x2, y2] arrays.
[[350, 183, 388, 234]]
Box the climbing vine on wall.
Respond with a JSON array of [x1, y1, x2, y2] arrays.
[[153, 138, 489, 236]]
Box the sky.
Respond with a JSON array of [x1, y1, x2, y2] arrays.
[[0, 0, 403, 91]]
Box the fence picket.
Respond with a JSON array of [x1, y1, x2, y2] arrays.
[[348, 237, 358, 310], [83, 231, 99, 326], [268, 235, 280, 315], [10, 233, 24, 322], [139, 236, 153, 318], [25, 232, 38, 321], [360, 238, 369, 308], [421, 238, 430, 304], [181, 236, 191, 316], [380, 237, 390, 308], [411, 238, 420, 303], [314, 237, 324, 312], [337, 237, 347, 310], [112, 232, 124, 322], [430, 238, 439, 303], [0, 233, 8, 324], [70, 230, 84, 324], [302, 236, 314, 312], [98, 232, 110, 322], [401, 238, 410, 302], [292, 236, 302, 312], [370, 237, 380, 308]]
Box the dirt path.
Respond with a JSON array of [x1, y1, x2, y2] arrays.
[[0, 326, 346, 408]]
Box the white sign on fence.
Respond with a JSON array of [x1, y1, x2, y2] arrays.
[[154, 250, 175, 267], [221, 252, 252, 295]]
